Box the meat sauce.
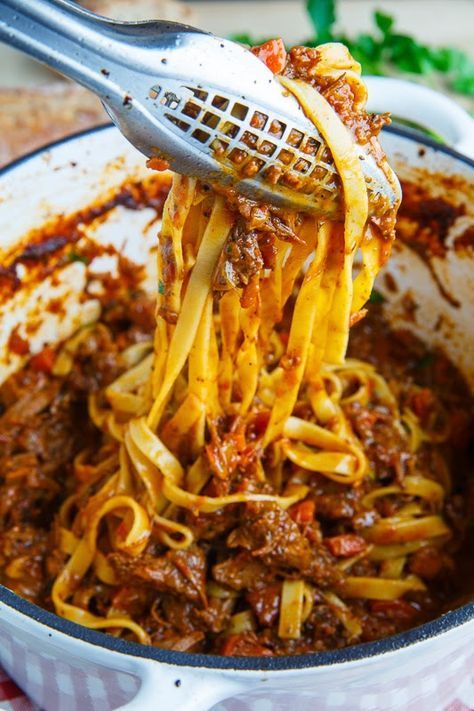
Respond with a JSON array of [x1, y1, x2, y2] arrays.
[[0, 270, 473, 655]]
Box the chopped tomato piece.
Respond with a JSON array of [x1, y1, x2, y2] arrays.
[[408, 545, 444, 580], [250, 410, 270, 437], [251, 39, 287, 75], [410, 388, 435, 422], [239, 445, 256, 469], [146, 157, 170, 171], [8, 329, 29, 356], [240, 276, 260, 310], [349, 308, 368, 328], [279, 331, 289, 347], [324, 534, 367, 557], [116, 520, 129, 541], [370, 599, 418, 621], [29, 346, 56, 373], [235, 477, 254, 494], [206, 427, 254, 479], [221, 633, 274, 657], [289, 499, 316, 525]]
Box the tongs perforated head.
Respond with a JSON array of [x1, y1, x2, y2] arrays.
[[108, 30, 400, 218]]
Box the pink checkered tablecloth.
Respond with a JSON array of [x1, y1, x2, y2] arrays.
[[1, 665, 474, 711], [0, 667, 37, 711], [1, 663, 473, 711]]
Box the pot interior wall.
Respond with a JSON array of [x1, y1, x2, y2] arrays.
[[378, 130, 474, 391]]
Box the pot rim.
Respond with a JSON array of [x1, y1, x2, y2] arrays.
[[0, 122, 473, 673]]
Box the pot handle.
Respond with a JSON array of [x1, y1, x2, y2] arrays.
[[116, 661, 246, 711], [365, 76, 474, 158]]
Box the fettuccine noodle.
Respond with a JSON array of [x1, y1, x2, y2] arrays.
[[49, 43, 455, 649]]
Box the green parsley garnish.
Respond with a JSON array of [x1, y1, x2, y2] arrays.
[[414, 353, 436, 369], [231, 1, 474, 107], [307, 0, 336, 44], [68, 250, 89, 265], [158, 280, 166, 295], [369, 289, 385, 304], [344, 8, 474, 98]]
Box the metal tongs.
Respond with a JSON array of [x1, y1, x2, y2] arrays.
[[0, 0, 399, 217]]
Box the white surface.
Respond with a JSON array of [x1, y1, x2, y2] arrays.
[[365, 76, 474, 156], [195, 0, 474, 52], [0, 0, 472, 86]]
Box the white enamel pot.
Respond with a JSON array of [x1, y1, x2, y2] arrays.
[[0, 105, 473, 711], [365, 76, 474, 158]]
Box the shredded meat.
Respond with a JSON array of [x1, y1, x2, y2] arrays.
[[0, 524, 48, 600], [284, 46, 390, 148], [212, 191, 303, 292], [110, 547, 207, 604], [214, 224, 264, 291], [344, 402, 412, 483], [213, 551, 275, 591], [227, 503, 341, 587], [193, 597, 235, 633], [246, 584, 281, 627], [0, 376, 59, 429], [315, 492, 356, 520]]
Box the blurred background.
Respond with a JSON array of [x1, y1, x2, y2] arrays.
[[0, 0, 473, 166]]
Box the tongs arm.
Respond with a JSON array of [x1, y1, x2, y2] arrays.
[[0, 0, 200, 103]]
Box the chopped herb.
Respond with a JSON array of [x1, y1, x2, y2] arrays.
[[68, 251, 89, 265], [452, 69, 474, 97], [307, 0, 336, 43], [369, 289, 385, 304], [374, 10, 394, 36], [414, 353, 436, 369], [429, 47, 465, 73], [348, 10, 474, 100], [230, 3, 474, 105], [343, 33, 383, 76], [158, 280, 166, 295]]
